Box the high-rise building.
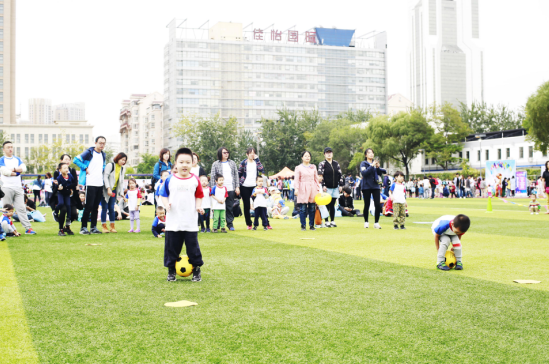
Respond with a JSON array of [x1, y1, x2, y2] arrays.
[[163, 19, 388, 151], [1, 0, 16, 125], [53, 102, 86, 121], [28, 98, 52, 124], [119, 92, 163, 167], [409, 0, 484, 110]]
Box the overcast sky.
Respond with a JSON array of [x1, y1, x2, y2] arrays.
[[16, 0, 549, 143]]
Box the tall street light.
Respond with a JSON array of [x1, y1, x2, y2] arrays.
[[475, 133, 486, 175]]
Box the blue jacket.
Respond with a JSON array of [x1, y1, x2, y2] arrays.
[[153, 160, 172, 182], [359, 160, 386, 190], [74, 147, 106, 186]]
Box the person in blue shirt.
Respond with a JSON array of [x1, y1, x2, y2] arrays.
[[359, 148, 386, 229], [431, 214, 470, 271], [152, 206, 166, 238]]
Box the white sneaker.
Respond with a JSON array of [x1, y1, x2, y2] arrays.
[[531, 212, 534, 215], [364, 222, 369, 228], [374, 223, 381, 229], [536, 212, 539, 215]]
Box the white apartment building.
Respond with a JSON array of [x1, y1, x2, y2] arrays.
[[387, 93, 414, 115], [53, 102, 85, 121], [163, 20, 388, 150], [409, 0, 484, 110], [0, 119, 94, 161], [119, 92, 164, 167], [28, 98, 53, 124], [1, 0, 16, 125]]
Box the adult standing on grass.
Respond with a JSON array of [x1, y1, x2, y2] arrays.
[[100, 152, 127, 233], [294, 151, 320, 231], [0, 141, 37, 234], [210, 147, 240, 231], [31, 175, 43, 205], [44, 172, 53, 206], [318, 147, 344, 228], [75, 136, 107, 235], [153, 148, 172, 184], [52, 154, 83, 235], [238, 147, 265, 230], [542, 161, 549, 214], [360, 148, 386, 229]]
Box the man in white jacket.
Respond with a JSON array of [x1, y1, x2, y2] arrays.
[[0, 141, 37, 234]]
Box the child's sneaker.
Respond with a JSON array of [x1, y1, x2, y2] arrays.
[[206, 228, 211, 233], [167, 268, 177, 282], [212, 229, 218, 233], [374, 223, 381, 229], [25, 229, 37, 235], [80, 227, 91, 235], [394, 225, 399, 230], [301, 225, 306, 231], [364, 222, 369, 228], [200, 228, 205, 233], [0, 234, 5, 241], [437, 262, 450, 271], [400, 225, 406, 230], [221, 228, 228, 233], [310, 226, 316, 231], [58, 229, 66, 237], [134, 229, 141, 233], [267, 226, 273, 230], [128, 229, 134, 233], [247, 226, 253, 230], [455, 262, 464, 270], [191, 266, 202, 282], [263, 226, 268, 231], [252, 226, 257, 231], [64, 226, 74, 235], [283, 216, 289, 219]]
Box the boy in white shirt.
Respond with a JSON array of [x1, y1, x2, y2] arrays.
[[210, 174, 228, 233], [199, 175, 211, 233], [160, 147, 205, 282], [155, 170, 169, 208], [252, 176, 271, 230], [389, 171, 407, 230]]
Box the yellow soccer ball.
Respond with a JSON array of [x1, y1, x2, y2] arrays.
[[445, 250, 456, 269], [315, 192, 332, 206], [175, 255, 193, 277]]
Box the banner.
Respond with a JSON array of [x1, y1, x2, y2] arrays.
[[485, 160, 516, 190], [516, 171, 528, 197]]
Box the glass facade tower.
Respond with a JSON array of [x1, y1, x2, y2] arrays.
[[164, 20, 388, 150]]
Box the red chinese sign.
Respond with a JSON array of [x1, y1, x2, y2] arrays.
[[252, 29, 316, 44]]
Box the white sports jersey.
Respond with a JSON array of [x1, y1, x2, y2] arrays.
[[159, 173, 204, 232]]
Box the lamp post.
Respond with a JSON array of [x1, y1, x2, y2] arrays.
[[475, 134, 486, 175]]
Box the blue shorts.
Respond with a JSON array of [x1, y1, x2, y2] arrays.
[[325, 188, 340, 198]]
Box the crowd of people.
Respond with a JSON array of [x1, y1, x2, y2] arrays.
[[1, 136, 548, 280]]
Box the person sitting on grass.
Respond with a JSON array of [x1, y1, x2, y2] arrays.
[[338, 187, 362, 217], [529, 195, 540, 215], [152, 206, 166, 238], [432, 214, 470, 271], [271, 200, 290, 219], [1, 204, 20, 238]]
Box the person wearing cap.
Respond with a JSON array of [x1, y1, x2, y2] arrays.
[[318, 147, 344, 228], [269, 199, 290, 219]]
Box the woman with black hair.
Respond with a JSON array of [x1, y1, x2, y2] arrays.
[[360, 148, 386, 229], [100, 152, 127, 233], [294, 150, 320, 231], [542, 161, 549, 214], [210, 146, 240, 230], [238, 147, 265, 230]]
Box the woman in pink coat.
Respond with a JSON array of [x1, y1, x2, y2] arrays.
[[294, 150, 320, 231]]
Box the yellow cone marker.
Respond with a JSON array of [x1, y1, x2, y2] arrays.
[[486, 196, 493, 213]]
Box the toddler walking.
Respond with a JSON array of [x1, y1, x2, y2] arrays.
[[199, 175, 211, 232], [56, 163, 76, 236], [252, 175, 271, 230], [125, 178, 142, 233], [389, 171, 406, 230], [211, 174, 228, 233]]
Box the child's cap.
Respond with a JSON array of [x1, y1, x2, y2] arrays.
[[278, 200, 285, 207]]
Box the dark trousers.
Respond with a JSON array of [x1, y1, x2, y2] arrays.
[[45, 191, 52, 206], [225, 191, 236, 228], [339, 206, 361, 217], [33, 190, 40, 204], [100, 188, 117, 223], [199, 209, 211, 229], [240, 186, 255, 226], [362, 189, 381, 223], [164, 231, 204, 268], [431, 187, 436, 199], [254, 206, 269, 227], [57, 194, 71, 229], [325, 197, 336, 222], [82, 186, 103, 229], [152, 223, 165, 237], [299, 203, 316, 227]]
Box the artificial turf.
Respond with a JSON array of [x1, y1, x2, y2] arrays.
[[2, 197, 549, 363]]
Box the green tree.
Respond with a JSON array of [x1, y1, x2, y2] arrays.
[[28, 136, 86, 174], [426, 103, 471, 170], [0, 131, 4, 157], [524, 80, 549, 153], [135, 153, 158, 174], [460, 101, 525, 133], [104, 144, 115, 164], [233, 130, 257, 164], [364, 110, 434, 178]]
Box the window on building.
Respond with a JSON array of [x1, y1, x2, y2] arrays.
[[506, 148, 510, 158], [425, 158, 429, 165], [44, 134, 48, 144], [11, 133, 14, 141], [79, 134, 83, 143], [497, 149, 501, 160], [466, 151, 470, 160], [16, 147, 20, 156], [0, 4, 3, 14], [477, 150, 481, 161], [0, 117, 2, 124], [0, 91, 3, 102], [16, 134, 20, 143], [0, 17, 4, 27], [431, 158, 436, 165], [459, 152, 462, 158], [66, 135, 70, 144], [0, 54, 3, 65], [25, 134, 29, 143], [53, 134, 56, 142], [31, 134, 34, 144], [529, 146, 533, 158], [25, 147, 29, 158], [72, 134, 75, 143], [0, 41, 3, 52], [485, 150, 489, 160], [85, 135, 89, 144], [0, 29, 3, 40], [519, 147, 524, 159], [39, 134, 42, 144]]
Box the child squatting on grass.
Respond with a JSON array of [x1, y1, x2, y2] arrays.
[[432, 214, 470, 271], [151, 206, 166, 238], [389, 171, 407, 230], [1, 204, 20, 239], [160, 147, 205, 282], [529, 195, 540, 215]]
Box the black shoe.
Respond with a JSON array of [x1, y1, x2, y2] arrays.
[[90, 227, 102, 234], [79, 227, 91, 235], [221, 228, 228, 233], [301, 226, 306, 231], [252, 226, 257, 231], [263, 226, 268, 231], [58, 229, 66, 236], [309, 226, 316, 231], [167, 268, 177, 282], [52, 211, 59, 222], [191, 266, 202, 282], [394, 225, 399, 230], [400, 225, 406, 230], [64, 226, 74, 235]]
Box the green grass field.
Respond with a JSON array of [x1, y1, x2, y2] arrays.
[[2, 197, 549, 363]]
